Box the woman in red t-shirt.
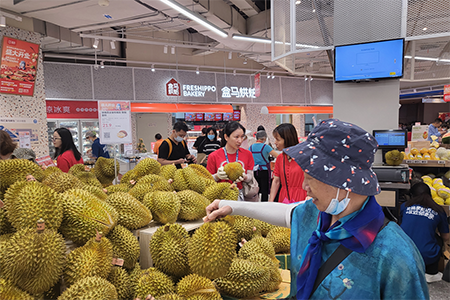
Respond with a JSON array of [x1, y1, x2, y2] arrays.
[[53, 128, 84, 173], [207, 121, 255, 201], [268, 123, 307, 203]]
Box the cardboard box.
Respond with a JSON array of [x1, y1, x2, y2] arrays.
[[132, 219, 204, 269], [276, 254, 291, 270]]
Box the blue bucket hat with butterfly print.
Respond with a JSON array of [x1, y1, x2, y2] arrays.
[[284, 119, 380, 196]]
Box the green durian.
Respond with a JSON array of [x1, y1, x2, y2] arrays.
[[203, 182, 239, 202], [93, 157, 120, 186], [105, 183, 131, 195], [188, 164, 215, 181], [0, 278, 34, 300], [177, 190, 209, 221], [107, 224, 140, 270], [150, 224, 190, 278], [238, 236, 276, 261], [134, 268, 175, 299], [223, 162, 245, 181], [266, 226, 291, 253], [42, 166, 62, 179], [107, 266, 131, 300], [0, 159, 44, 195], [129, 262, 143, 299], [58, 276, 118, 300], [159, 164, 177, 180], [42, 171, 84, 193], [247, 253, 282, 292], [105, 192, 152, 230], [133, 158, 161, 177], [128, 183, 154, 202], [143, 191, 180, 224], [177, 274, 221, 300], [81, 184, 108, 201]]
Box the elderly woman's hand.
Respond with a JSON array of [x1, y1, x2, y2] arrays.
[[203, 200, 232, 222]]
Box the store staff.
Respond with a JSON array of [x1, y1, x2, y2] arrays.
[[85, 131, 110, 159], [157, 121, 197, 169], [427, 118, 444, 142]]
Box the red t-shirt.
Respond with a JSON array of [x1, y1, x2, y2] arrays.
[[207, 148, 254, 190], [273, 152, 307, 203], [57, 150, 84, 173]]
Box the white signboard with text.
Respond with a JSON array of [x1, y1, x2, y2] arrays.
[[98, 101, 132, 145], [411, 125, 429, 142]]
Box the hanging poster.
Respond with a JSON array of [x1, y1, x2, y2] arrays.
[[444, 84, 450, 102], [411, 125, 429, 142], [98, 101, 132, 144], [254, 73, 261, 97], [0, 37, 40, 96], [0, 117, 40, 147]]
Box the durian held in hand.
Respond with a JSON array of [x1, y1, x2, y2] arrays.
[[222, 162, 245, 181], [385, 150, 404, 166]]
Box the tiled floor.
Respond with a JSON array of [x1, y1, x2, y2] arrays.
[[428, 280, 450, 300]]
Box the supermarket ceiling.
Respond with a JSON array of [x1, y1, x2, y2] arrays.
[[0, 0, 449, 89]]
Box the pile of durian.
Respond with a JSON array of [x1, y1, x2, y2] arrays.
[[0, 158, 290, 299]]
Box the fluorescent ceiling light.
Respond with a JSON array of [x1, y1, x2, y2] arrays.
[[404, 55, 450, 63], [159, 0, 228, 38], [0, 16, 5, 27], [110, 40, 116, 50], [232, 34, 271, 44], [274, 41, 321, 49], [151, 64, 155, 72], [422, 98, 444, 103], [171, 46, 175, 54], [93, 38, 99, 49], [196, 67, 199, 75]]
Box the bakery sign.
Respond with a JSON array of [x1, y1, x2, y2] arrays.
[[165, 78, 255, 98]]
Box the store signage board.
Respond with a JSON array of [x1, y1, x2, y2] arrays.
[[411, 125, 429, 141], [18, 131, 31, 148], [46, 100, 98, 119], [166, 78, 181, 96], [255, 73, 261, 97], [0, 37, 40, 96], [0, 117, 40, 146], [98, 101, 132, 144], [233, 110, 241, 121], [36, 155, 56, 168], [444, 84, 450, 102]]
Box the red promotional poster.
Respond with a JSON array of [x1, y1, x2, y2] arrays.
[[185, 113, 195, 121], [36, 155, 56, 168], [0, 37, 40, 96], [233, 110, 241, 121], [214, 113, 223, 121], [204, 113, 215, 121], [195, 113, 204, 121], [254, 73, 261, 98], [223, 112, 233, 121], [46, 100, 99, 119], [444, 84, 450, 102]]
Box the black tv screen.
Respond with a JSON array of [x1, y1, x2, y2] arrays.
[[334, 38, 404, 82], [373, 130, 407, 149]]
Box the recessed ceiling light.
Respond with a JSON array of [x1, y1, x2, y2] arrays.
[[296, 0, 301, 4], [151, 64, 155, 72], [422, 27, 428, 31], [312, 9, 316, 13], [243, 59, 247, 65], [93, 38, 99, 49], [196, 67, 200, 75]]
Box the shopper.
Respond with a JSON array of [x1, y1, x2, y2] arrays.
[[153, 133, 163, 155], [193, 127, 208, 166], [201, 127, 221, 166], [207, 121, 255, 201], [85, 131, 110, 159], [157, 121, 196, 169], [204, 119, 429, 299], [241, 129, 256, 150], [53, 128, 84, 172], [427, 118, 444, 141], [268, 123, 307, 203], [249, 130, 279, 201], [400, 182, 449, 283], [11, 147, 37, 164], [0, 130, 17, 160]]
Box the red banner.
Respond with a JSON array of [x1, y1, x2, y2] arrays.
[[0, 37, 40, 96], [444, 84, 450, 102], [46, 100, 99, 119], [254, 73, 261, 98], [233, 110, 241, 121]]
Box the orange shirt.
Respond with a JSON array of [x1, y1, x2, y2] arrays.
[[153, 139, 163, 155]]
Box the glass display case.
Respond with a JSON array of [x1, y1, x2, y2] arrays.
[[47, 121, 57, 158]]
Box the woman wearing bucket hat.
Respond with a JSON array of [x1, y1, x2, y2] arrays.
[[204, 119, 428, 299]]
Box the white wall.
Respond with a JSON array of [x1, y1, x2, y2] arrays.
[[135, 113, 172, 152]]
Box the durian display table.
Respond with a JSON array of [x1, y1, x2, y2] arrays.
[[132, 219, 204, 268]]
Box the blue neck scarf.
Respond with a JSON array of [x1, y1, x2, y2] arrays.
[[296, 196, 384, 299]]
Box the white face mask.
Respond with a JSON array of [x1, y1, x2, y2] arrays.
[[325, 188, 351, 215], [174, 135, 184, 142]]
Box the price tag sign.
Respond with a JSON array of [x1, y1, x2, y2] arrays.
[[438, 160, 445, 164], [98, 101, 132, 144]]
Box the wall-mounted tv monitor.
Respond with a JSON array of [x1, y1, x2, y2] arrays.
[[233, 110, 241, 121], [223, 112, 233, 121], [185, 113, 195, 121], [204, 113, 215, 121], [195, 113, 204, 121], [214, 113, 223, 121], [372, 130, 407, 149], [334, 38, 404, 82]]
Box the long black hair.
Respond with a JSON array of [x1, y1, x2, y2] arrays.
[[54, 128, 82, 161], [405, 182, 446, 214], [220, 121, 246, 147]]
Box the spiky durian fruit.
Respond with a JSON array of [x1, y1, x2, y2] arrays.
[[42, 166, 62, 179], [107, 266, 131, 300], [4, 181, 63, 231], [0, 159, 44, 195], [134, 158, 161, 177], [188, 164, 215, 181], [177, 274, 221, 300], [247, 253, 282, 292], [214, 259, 270, 298], [150, 224, 190, 278], [105, 183, 131, 195], [120, 169, 138, 186], [254, 219, 276, 237], [60, 189, 118, 245], [0, 278, 34, 300], [64, 235, 113, 286], [223, 162, 244, 181], [385, 149, 404, 166], [203, 182, 239, 202], [129, 262, 143, 299], [1, 226, 65, 295], [156, 294, 183, 300], [105, 192, 152, 230], [238, 236, 276, 261], [177, 190, 209, 221], [81, 184, 108, 201], [160, 164, 177, 180], [42, 171, 84, 193], [143, 191, 180, 224], [135, 268, 175, 299], [266, 226, 291, 253], [107, 224, 140, 270], [188, 221, 237, 279], [93, 157, 120, 186], [173, 168, 206, 194], [128, 183, 153, 202], [137, 174, 173, 192], [223, 215, 259, 242], [69, 164, 103, 188], [0, 206, 14, 235], [68, 163, 87, 176], [58, 276, 118, 300]]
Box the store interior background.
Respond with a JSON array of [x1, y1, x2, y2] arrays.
[[0, 0, 449, 159]]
